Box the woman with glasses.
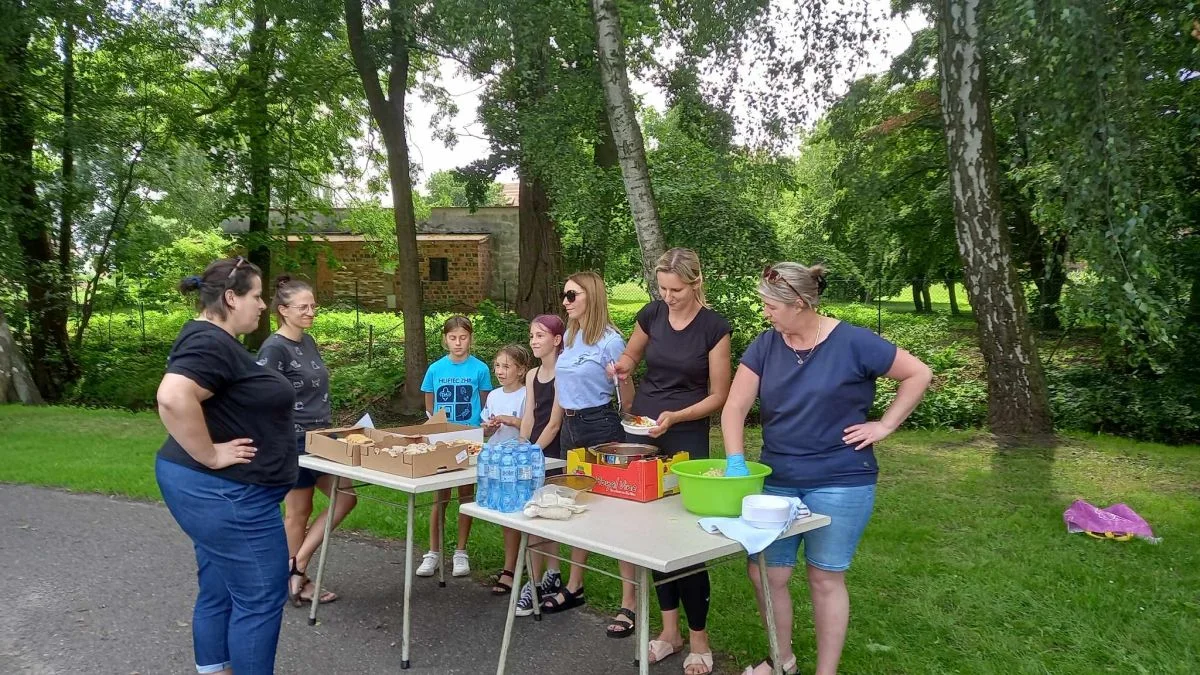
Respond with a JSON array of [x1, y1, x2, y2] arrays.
[[540, 272, 639, 640], [257, 276, 356, 607], [155, 257, 296, 675], [721, 262, 932, 675]]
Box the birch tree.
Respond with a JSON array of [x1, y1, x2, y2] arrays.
[[937, 0, 1053, 437], [590, 0, 665, 295]]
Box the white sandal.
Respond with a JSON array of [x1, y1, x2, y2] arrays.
[[648, 639, 682, 664], [684, 651, 713, 674]]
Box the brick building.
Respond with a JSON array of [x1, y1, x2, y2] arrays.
[[222, 194, 519, 312]]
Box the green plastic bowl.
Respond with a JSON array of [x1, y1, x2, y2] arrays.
[[670, 459, 772, 516]]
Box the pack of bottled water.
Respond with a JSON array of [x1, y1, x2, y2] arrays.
[[478, 438, 546, 513]]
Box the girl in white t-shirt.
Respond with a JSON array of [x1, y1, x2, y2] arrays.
[[482, 344, 533, 596], [481, 344, 531, 444]]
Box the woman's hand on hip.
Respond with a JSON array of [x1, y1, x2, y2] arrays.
[[842, 421, 897, 450], [209, 438, 257, 469]]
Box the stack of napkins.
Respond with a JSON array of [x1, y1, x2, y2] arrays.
[[697, 497, 810, 554]]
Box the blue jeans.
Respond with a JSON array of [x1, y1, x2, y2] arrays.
[[156, 457, 291, 674], [757, 483, 876, 572]]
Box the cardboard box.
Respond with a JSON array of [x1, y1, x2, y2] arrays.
[[305, 426, 374, 466], [380, 410, 484, 445], [565, 448, 689, 502], [360, 438, 475, 478]]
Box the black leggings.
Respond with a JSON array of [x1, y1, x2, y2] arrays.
[[629, 421, 712, 631]]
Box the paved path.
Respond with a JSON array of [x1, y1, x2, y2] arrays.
[[0, 484, 684, 674]]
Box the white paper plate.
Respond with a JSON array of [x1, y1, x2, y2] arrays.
[[621, 421, 654, 436]]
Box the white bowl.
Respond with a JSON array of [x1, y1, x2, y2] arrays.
[[621, 421, 654, 436], [741, 494, 791, 526]]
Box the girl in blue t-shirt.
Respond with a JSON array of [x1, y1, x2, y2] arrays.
[[417, 316, 492, 580], [721, 262, 932, 675]]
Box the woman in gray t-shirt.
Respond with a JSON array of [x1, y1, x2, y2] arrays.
[[257, 276, 358, 606]]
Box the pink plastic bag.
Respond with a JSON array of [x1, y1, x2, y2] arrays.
[[1063, 500, 1160, 543]]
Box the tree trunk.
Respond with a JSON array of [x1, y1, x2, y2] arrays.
[[938, 0, 1053, 438], [245, 0, 272, 349], [0, 2, 77, 400], [345, 0, 427, 412], [945, 275, 961, 315], [1039, 235, 1067, 330], [590, 0, 665, 297], [72, 145, 144, 350], [921, 279, 934, 313], [517, 170, 563, 318], [586, 115, 620, 274], [60, 13, 75, 276], [911, 281, 925, 313], [0, 308, 43, 404]]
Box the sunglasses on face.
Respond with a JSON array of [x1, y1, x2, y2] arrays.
[[560, 290, 584, 303], [762, 265, 805, 300]]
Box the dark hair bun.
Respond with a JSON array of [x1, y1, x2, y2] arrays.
[[275, 275, 293, 290], [178, 275, 203, 293]]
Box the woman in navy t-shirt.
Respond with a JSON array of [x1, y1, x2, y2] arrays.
[[611, 248, 730, 672], [721, 262, 931, 675]]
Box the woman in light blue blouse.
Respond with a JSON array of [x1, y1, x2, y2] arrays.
[[539, 271, 639, 640]]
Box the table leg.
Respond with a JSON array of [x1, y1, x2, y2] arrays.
[[307, 481, 340, 626], [523, 541, 541, 622], [438, 496, 447, 588], [758, 553, 782, 675], [496, 532, 528, 675], [637, 566, 650, 675], [401, 493, 415, 669]]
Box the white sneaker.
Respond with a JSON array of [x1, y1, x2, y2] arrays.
[[416, 551, 439, 577], [452, 550, 470, 577]]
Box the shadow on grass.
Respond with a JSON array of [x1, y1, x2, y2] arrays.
[[989, 435, 1059, 503]]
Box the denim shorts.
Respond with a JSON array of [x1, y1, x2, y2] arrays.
[[755, 483, 876, 572], [293, 436, 322, 489]]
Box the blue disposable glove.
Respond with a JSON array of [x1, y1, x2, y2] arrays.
[[725, 454, 750, 477]]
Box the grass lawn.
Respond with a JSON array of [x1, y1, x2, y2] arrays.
[[2, 405, 1197, 673]]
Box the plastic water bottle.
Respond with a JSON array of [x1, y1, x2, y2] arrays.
[[476, 444, 492, 509], [486, 442, 503, 510], [515, 442, 533, 505], [530, 443, 546, 492], [499, 442, 518, 513]]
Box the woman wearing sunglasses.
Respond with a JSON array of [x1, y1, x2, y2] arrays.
[[539, 272, 638, 639], [721, 262, 931, 675], [257, 276, 357, 607]]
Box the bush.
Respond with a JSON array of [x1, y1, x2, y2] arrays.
[[1048, 366, 1200, 444]]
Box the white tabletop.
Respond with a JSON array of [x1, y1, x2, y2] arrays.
[[460, 494, 830, 573], [298, 455, 567, 494]]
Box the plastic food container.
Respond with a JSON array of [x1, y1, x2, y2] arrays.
[[670, 458, 772, 516], [741, 494, 792, 529]]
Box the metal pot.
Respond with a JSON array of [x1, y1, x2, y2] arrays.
[[587, 442, 662, 467]]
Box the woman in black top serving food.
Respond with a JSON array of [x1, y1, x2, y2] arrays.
[[610, 247, 732, 675], [155, 257, 296, 675]]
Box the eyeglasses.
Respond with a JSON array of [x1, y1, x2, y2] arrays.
[[560, 290, 584, 303], [762, 265, 805, 300], [227, 256, 246, 280], [285, 303, 319, 313]]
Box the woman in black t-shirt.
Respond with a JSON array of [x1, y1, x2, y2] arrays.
[[155, 257, 296, 675], [611, 248, 732, 674]]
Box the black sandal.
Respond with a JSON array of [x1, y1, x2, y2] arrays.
[[491, 569, 514, 596], [606, 607, 635, 638], [288, 557, 306, 608], [540, 585, 586, 613]]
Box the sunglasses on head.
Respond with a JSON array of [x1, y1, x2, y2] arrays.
[[560, 289, 584, 303], [227, 256, 247, 281], [762, 265, 805, 299]]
